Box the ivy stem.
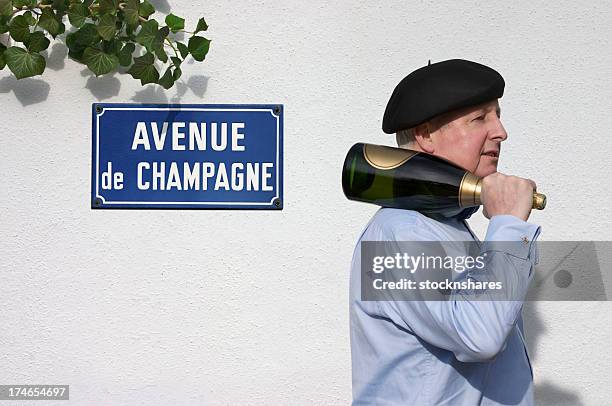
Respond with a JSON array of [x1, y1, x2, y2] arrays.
[[164, 37, 179, 58]]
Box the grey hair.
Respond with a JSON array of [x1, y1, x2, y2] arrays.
[[396, 128, 415, 148]]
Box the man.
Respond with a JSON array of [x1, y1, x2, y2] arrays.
[[349, 59, 541, 405]]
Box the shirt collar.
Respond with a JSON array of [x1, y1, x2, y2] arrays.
[[421, 206, 479, 221]]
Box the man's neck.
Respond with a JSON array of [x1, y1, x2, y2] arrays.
[[398, 143, 424, 152]]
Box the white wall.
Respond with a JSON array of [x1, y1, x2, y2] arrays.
[[1, 1, 611, 405]]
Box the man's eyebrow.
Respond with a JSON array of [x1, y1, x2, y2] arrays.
[[470, 106, 499, 117], [486, 105, 501, 116]]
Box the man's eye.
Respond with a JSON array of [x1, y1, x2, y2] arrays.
[[473, 115, 485, 121]]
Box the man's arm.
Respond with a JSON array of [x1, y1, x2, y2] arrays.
[[374, 214, 541, 362]]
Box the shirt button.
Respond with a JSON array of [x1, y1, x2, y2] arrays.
[[521, 236, 529, 244]]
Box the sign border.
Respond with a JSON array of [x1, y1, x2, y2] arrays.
[[91, 103, 283, 210]]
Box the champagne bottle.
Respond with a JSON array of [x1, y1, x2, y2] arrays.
[[342, 143, 546, 213]]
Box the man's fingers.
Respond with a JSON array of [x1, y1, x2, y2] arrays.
[[526, 178, 537, 191], [482, 205, 490, 219]]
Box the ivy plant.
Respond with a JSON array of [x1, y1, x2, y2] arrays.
[[0, 0, 210, 89]]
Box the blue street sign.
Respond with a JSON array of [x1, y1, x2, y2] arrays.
[[91, 104, 283, 209]]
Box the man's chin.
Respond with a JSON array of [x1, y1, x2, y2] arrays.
[[474, 166, 498, 178]]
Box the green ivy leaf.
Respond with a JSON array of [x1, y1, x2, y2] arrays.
[[66, 22, 100, 60], [39, 8, 65, 37], [98, 0, 118, 15], [158, 25, 169, 38], [96, 13, 117, 41], [117, 42, 135, 66], [135, 50, 154, 64], [9, 15, 31, 42], [101, 38, 121, 54], [136, 19, 162, 52], [68, 3, 88, 28], [83, 46, 118, 75], [170, 56, 181, 67], [154, 45, 167, 63], [0, 0, 12, 17], [0, 15, 10, 34], [23, 11, 36, 26], [176, 41, 188, 58], [12, 0, 37, 8], [4, 46, 45, 79], [139, 0, 155, 18], [68, 23, 100, 48], [123, 0, 139, 27], [172, 66, 181, 81], [164, 13, 184, 33], [158, 67, 174, 89], [52, 0, 69, 14], [127, 52, 159, 85], [0, 43, 6, 70], [195, 17, 208, 33], [25, 31, 50, 52], [187, 35, 210, 61], [125, 21, 136, 36]]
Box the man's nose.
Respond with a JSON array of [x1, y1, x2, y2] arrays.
[[489, 118, 508, 142]]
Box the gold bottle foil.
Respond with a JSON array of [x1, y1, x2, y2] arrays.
[[459, 173, 482, 208], [363, 144, 418, 170], [459, 172, 547, 210]]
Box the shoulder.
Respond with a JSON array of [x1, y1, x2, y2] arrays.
[[361, 208, 438, 241]]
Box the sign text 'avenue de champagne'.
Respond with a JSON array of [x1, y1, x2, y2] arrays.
[[91, 104, 283, 209]]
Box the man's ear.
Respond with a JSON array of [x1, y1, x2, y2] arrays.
[[413, 122, 435, 153]]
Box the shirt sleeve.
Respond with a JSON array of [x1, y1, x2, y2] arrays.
[[375, 214, 541, 362]]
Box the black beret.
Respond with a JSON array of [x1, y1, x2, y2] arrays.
[[382, 59, 505, 134]]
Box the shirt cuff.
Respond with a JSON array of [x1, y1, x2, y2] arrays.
[[483, 215, 542, 260]]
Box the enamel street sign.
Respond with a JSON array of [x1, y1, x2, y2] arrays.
[[91, 104, 283, 209]]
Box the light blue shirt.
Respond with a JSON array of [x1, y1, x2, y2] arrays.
[[349, 207, 542, 405]]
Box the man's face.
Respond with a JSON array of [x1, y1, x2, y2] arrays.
[[427, 99, 507, 177]]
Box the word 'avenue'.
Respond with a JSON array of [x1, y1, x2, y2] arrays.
[[131, 121, 246, 151]]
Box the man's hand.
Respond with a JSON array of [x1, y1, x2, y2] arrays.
[[481, 172, 537, 221]]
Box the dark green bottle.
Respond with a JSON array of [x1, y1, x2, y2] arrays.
[[342, 143, 546, 213]]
